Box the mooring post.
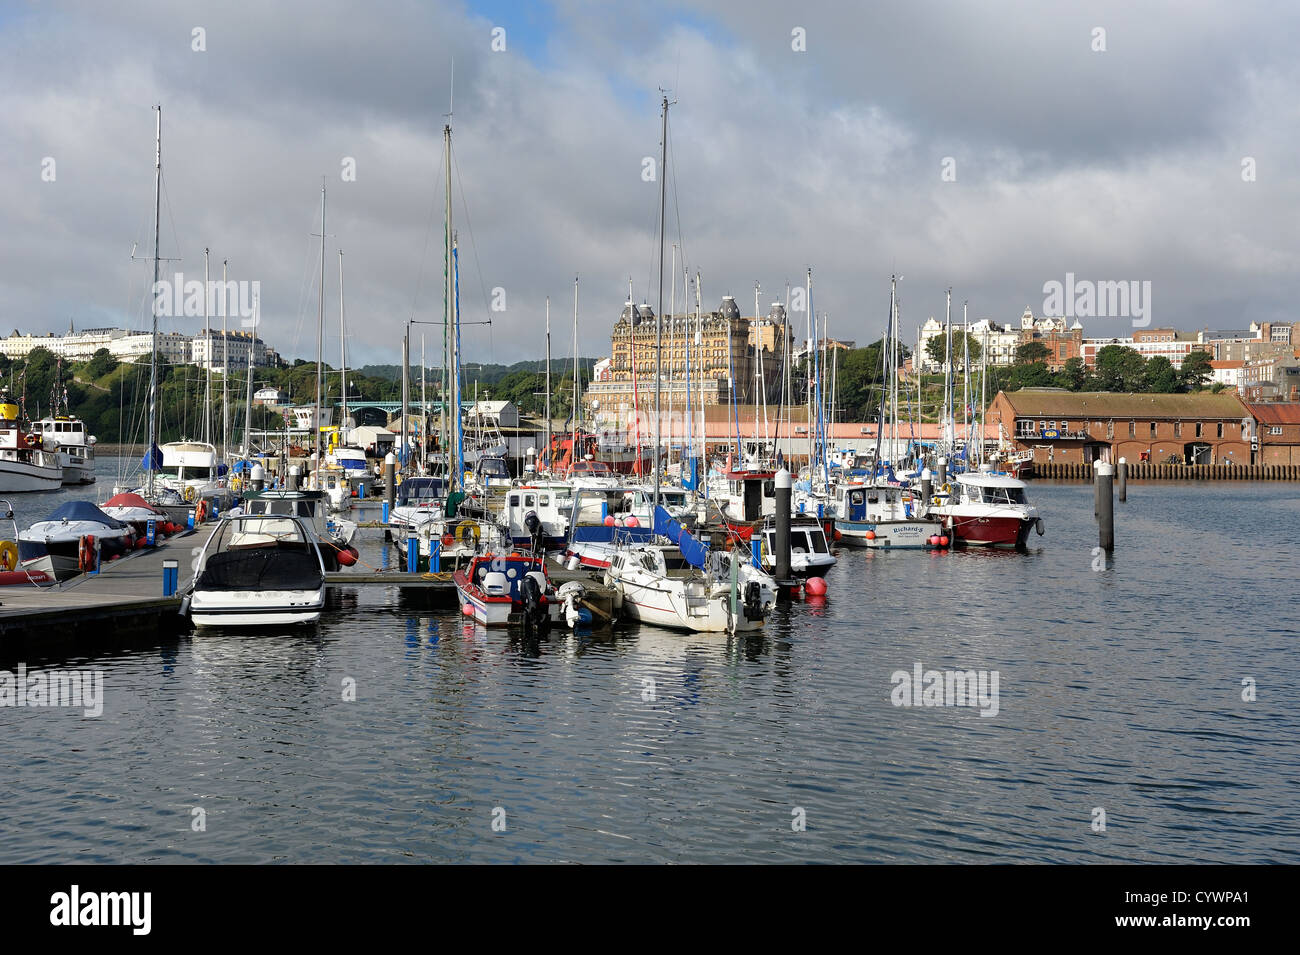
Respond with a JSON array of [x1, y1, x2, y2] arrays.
[[287, 465, 300, 492], [775, 467, 792, 587], [937, 455, 948, 489], [384, 452, 397, 541], [920, 467, 933, 510], [162, 558, 178, 597], [407, 535, 418, 573], [1117, 456, 1127, 502], [1097, 461, 1114, 552], [251, 463, 265, 493]]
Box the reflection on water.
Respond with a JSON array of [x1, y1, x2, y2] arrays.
[[1, 480, 1298, 863]]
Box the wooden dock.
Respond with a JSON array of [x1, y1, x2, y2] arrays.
[[0, 534, 195, 656]]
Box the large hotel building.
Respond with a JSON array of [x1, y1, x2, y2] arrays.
[[583, 295, 788, 419]]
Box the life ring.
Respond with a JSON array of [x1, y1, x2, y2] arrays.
[[0, 540, 16, 571], [78, 534, 96, 573], [454, 523, 481, 542], [184, 486, 196, 502], [231, 476, 242, 492], [941, 483, 952, 495], [195, 499, 209, 523]]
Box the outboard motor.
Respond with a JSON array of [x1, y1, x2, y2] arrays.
[[524, 509, 544, 555], [743, 580, 764, 621], [520, 571, 550, 638]]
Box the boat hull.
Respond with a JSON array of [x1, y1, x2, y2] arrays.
[[837, 519, 945, 549], [945, 514, 1034, 548], [0, 460, 63, 492], [190, 590, 325, 628]]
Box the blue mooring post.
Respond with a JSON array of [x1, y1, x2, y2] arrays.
[[750, 537, 762, 569], [187, 509, 196, 530], [162, 558, 178, 597], [407, 536, 418, 573], [381, 501, 390, 524], [429, 540, 441, 573], [146, 518, 157, 547]]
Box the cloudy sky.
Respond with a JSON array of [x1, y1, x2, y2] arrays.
[[1, 0, 1296, 368]]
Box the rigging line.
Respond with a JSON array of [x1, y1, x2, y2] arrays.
[[159, 168, 184, 297], [408, 147, 447, 321], [666, 110, 688, 285], [449, 147, 493, 329]]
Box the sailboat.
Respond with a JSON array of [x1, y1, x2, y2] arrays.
[[602, 96, 776, 632]]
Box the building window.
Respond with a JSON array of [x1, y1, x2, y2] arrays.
[[1150, 422, 1157, 438], [1217, 422, 1224, 438], [1269, 426, 1283, 435], [1195, 422, 1203, 438], [1107, 421, 1114, 439], [1174, 421, 1182, 437]]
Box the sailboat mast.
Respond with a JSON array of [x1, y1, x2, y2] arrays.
[[222, 258, 230, 465], [668, 242, 676, 472], [443, 123, 453, 488], [314, 180, 325, 489], [146, 105, 162, 499], [653, 94, 668, 510], [244, 289, 255, 464], [571, 275, 579, 464], [203, 247, 211, 446], [804, 268, 813, 473], [695, 270, 705, 497], [962, 300, 969, 451], [544, 297, 551, 473], [339, 249, 348, 436]]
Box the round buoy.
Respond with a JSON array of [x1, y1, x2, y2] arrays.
[[864, 530, 875, 541], [928, 535, 939, 546], [462, 604, 474, 617], [624, 515, 639, 528], [834, 529, 843, 541], [939, 536, 950, 547], [603, 515, 615, 527], [336, 547, 358, 567], [804, 576, 827, 596]]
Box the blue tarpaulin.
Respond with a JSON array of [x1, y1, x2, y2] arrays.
[[653, 506, 709, 570], [41, 501, 128, 529]]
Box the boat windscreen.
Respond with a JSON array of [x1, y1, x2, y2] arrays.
[[199, 547, 322, 591]]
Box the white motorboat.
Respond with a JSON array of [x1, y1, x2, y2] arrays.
[[0, 499, 56, 586], [240, 489, 358, 570], [386, 476, 447, 530], [759, 515, 837, 578], [35, 415, 96, 484], [188, 514, 326, 627], [829, 481, 946, 549], [18, 500, 135, 579]]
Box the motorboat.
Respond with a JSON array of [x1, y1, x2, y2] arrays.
[[18, 500, 135, 579], [240, 489, 359, 570], [101, 492, 180, 540], [452, 551, 560, 630], [188, 514, 326, 626], [35, 415, 96, 485], [386, 476, 447, 530], [758, 515, 837, 578], [931, 470, 1044, 548], [0, 499, 55, 586], [0, 389, 63, 492]]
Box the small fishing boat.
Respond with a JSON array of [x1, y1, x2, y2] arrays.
[[829, 481, 946, 549], [18, 501, 135, 579], [188, 515, 326, 626], [452, 551, 560, 630]]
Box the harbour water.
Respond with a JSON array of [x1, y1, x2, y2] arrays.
[[1, 472, 1297, 863]]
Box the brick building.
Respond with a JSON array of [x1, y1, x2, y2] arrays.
[[988, 388, 1250, 467], [1243, 403, 1300, 465]]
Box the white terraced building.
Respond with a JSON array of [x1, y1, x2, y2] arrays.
[[0, 325, 278, 368]]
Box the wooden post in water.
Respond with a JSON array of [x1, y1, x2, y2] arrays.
[[1097, 461, 1114, 552], [1117, 456, 1127, 502]]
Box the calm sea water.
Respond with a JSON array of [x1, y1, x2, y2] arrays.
[[1, 461, 1297, 863]]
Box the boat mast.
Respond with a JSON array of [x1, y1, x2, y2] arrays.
[[339, 249, 348, 439], [653, 94, 668, 509], [962, 300, 970, 455], [571, 275, 579, 469], [314, 179, 325, 490], [244, 287, 256, 465], [695, 270, 705, 498], [221, 258, 230, 466], [146, 106, 162, 499], [804, 268, 813, 475], [203, 247, 211, 446], [544, 297, 551, 473], [668, 242, 676, 473], [443, 123, 454, 488]]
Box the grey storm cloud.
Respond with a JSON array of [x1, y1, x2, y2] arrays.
[[1, 0, 1297, 369]]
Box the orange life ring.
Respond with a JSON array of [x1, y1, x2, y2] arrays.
[[78, 534, 96, 573]]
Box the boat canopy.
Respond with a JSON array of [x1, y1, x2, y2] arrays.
[[104, 492, 165, 513], [653, 506, 709, 570], [42, 501, 128, 528], [957, 472, 1027, 488]]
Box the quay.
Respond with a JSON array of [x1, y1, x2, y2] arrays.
[[1033, 461, 1300, 480]]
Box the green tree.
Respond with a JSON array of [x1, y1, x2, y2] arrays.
[[1015, 341, 1050, 365], [1143, 355, 1179, 393], [83, 348, 118, 380], [1005, 361, 1055, 390], [1055, 356, 1088, 390], [1093, 345, 1146, 391], [924, 331, 982, 368], [1179, 350, 1213, 390], [833, 340, 887, 420]]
